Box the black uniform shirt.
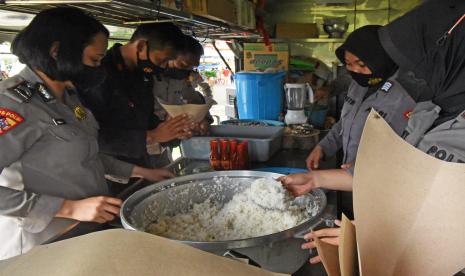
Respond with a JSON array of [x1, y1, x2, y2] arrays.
[[80, 44, 159, 165]]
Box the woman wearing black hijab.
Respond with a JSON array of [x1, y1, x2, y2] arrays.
[[379, 0, 465, 163], [282, 2, 465, 265], [306, 25, 416, 173]]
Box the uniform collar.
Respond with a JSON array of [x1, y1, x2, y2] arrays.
[[17, 67, 58, 104], [18, 66, 44, 86], [107, 43, 127, 73]]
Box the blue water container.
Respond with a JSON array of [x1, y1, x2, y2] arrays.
[[235, 71, 286, 120]]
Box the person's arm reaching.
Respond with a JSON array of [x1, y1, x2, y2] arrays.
[[307, 120, 343, 169], [280, 169, 354, 197]]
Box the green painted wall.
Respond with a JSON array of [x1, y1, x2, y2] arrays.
[[265, 0, 422, 66]]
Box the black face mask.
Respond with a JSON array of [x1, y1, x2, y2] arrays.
[[163, 68, 192, 80], [72, 65, 106, 92], [349, 71, 383, 87], [137, 43, 164, 78]]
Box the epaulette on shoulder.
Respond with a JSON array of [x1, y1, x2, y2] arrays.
[[1, 77, 34, 103]]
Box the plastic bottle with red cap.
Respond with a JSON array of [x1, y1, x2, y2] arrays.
[[209, 139, 221, 170]]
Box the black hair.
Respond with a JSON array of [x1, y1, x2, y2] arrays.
[[11, 7, 109, 81], [130, 23, 184, 52], [180, 35, 204, 58]]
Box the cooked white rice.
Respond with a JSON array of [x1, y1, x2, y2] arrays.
[[146, 178, 308, 241]]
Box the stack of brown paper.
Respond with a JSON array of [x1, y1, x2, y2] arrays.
[[316, 110, 465, 275], [353, 111, 465, 275], [315, 214, 357, 276], [158, 98, 214, 123], [0, 229, 289, 276]]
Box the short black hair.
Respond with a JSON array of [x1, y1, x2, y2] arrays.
[[180, 35, 204, 59], [12, 7, 109, 81], [130, 23, 184, 52]]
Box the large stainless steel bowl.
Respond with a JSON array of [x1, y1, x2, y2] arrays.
[[121, 171, 327, 274]]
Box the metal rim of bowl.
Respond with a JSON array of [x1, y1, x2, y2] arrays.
[[120, 170, 327, 251]]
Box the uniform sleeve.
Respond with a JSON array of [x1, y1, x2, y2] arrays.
[[382, 83, 417, 136], [98, 153, 135, 178], [79, 81, 112, 124], [0, 96, 64, 232], [148, 112, 160, 130], [318, 119, 343, 157]]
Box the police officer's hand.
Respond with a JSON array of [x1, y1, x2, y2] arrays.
[[192, 119, 211, 136], [301, 219, 343, 264], [56, 196, 122, 224], [147, 114, 194, 143], [279, 172, 320, 197], [340, 162, 353, 170], [132, 166, 175, 182], [306, 145, 324, 170]]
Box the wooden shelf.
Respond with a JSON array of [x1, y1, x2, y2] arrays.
[[0, 0, 259, 38], [259, 38, 345, 43]]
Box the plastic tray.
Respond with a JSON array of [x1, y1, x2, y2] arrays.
[[180, 125, 284, 162], [252, 167, 308, 175], [220, 119, 285, 127]]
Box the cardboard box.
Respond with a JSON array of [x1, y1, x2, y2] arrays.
[[160, 0, 184, 11], [184, 0, 237, 24], [276, 23, 319, 38], [244, 43, 289, 71], [236, 0, 256, 29]]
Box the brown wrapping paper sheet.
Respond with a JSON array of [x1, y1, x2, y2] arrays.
[[158, 98, 213, 123], [339, 214, 357, 276], [0, 229, 289, 276], [315, 236, 341, 276], [353, 111, 465, 275], [315, 214, 357, 276]]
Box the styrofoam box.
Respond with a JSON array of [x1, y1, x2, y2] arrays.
[[180, 125, 284, 162]]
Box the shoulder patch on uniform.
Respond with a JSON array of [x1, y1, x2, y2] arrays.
[[36, 83, 56, 103], [403, 109, 413, 120], [6, 81, 34, 103], [381, 81, 394, 92], [0, 108, 24, 135]]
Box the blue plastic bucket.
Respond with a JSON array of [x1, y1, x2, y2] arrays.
[[235, 71, 286, 120], [306, 108, 328, 128]]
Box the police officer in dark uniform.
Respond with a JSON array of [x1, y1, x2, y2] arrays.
[[80, 23, 194, 170], [0, 8, 173, 260]]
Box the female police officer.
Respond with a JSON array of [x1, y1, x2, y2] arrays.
[[306, 25, 416, 172], [0, 7, 173, 259], [282, 1, 465, 264]]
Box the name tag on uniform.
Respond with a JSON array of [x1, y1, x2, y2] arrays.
[[381, 81, 394, 93], [344, 95, 355, 105], [367, 108, 388, 118]]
